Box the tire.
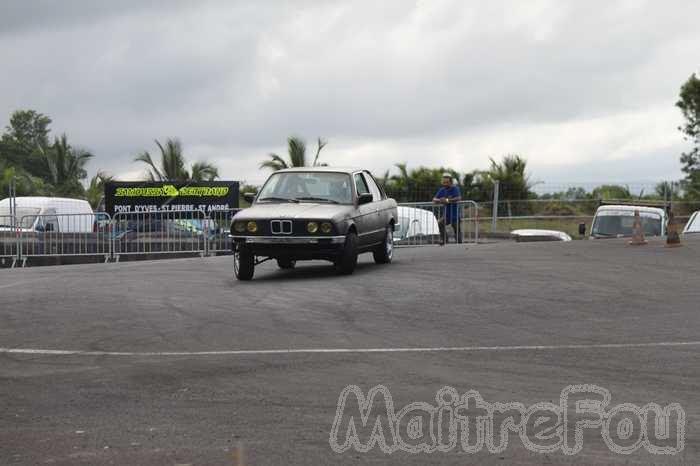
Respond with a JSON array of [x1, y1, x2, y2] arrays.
[[373, 225, 394, 264], [234, 246, 255, 281], [334, 231, 359, 275], [277, 258, 296, 269]]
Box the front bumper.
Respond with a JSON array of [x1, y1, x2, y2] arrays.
[[230, 235, 346, 260], [230, 235, 346, 244]]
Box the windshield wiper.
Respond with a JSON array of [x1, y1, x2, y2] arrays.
[[0, 224, 14, 228], [257, 197, 299, 203], [294, 196, 339, 204], [593, 232, 618, 237]]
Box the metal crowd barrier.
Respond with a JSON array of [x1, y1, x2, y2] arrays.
[[206, 208, 241, 254], [112, 209, 208, 261], [18, 213, 111, 265], [2, 201, 484, 267], [395, 201, 479, 247], [0, 215, 19, 266]]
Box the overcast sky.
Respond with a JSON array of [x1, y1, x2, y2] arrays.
[[1, 0, 698, 187]]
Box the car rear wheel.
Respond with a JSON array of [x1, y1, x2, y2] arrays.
[[373, 225, 394, 264], [277, 258, 296, 269], [334, 232, 358, 275], [234, 246, 255, 280]]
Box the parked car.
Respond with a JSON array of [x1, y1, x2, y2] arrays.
[[683, 211, 700, 235], [0, 197, 94, 233], [588, 205, 666, 239], [230, 167, 398, 280]]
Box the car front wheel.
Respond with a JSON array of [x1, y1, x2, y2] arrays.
[[334, 232, 358, 275], [234, 246, 255, 280], [373, 225, 394, 264]]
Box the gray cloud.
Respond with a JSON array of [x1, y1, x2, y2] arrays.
[[0, 0, 698, 186]]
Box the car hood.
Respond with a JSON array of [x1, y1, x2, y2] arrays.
[[234, 203, 354, 221]]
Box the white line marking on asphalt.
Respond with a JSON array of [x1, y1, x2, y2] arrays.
[[0, 277, 53, 290], [2, 341, 700, 357]]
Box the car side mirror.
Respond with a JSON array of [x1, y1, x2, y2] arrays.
[[578, 223, 586, 236], [243, 192, 256, 204], [358, 193, 373, 205]]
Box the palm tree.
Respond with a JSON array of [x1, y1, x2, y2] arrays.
[[260, 136, 327, 171], [41, 134, 94, 196], [85, 171, 114, 209], [134, 138, 219, 181], [0, 160, 47, 196], [487, 154, 532, 200]]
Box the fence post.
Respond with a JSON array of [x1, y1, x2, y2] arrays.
[[474, 203, 480, 244], [204, 213, 210, 257], [9, 177, 20, 266], [491, 181, 500, 232]]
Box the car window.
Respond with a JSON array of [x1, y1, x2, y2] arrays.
[[354, 173, 370, 196], [38, 210, 60, 232], [257, 172, 353, 204], [364, 172, 383, 201], [592, 212, 662, 237]]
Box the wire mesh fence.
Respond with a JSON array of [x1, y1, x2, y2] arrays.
[[2, 192, 700, 267], [18, 213, 110, 261], [207, 208, 242, 254], [112, 210, 208, 259], [0, 215, 19, 264], [395, 201, 479, 246]]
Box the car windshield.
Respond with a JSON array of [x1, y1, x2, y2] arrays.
[[256, 172, 353, 204], [591, 211, 662, 237], [0, 206, 41, 228]]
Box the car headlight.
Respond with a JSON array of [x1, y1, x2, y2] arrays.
[[233, 222, 246, 233], [247, 221, 258, 233], [307, 222, 319, 233], [321, 222, 332, 234]]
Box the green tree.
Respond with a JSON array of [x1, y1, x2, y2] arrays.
[[260, 136, 327, 171], [591, 184, 632, 200], [85, 171, 114, 209], [676, 73, 700, 199], [654, 181, 682, 201], [383, 164, 462, 202], [0, 110, 52, 178], [0, 160, 47, 197], [134, 138, 219, 181], [486, 154, 532, 200], [41, 134, 94, 197]]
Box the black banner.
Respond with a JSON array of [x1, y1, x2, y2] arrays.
[[104, 181, 239, 216]]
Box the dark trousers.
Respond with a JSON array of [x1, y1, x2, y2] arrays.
[[438, 217, 462, 244]]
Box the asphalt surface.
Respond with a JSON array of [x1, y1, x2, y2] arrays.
[[1, 237, 700, 465]]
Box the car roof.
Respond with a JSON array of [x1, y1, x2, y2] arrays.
[[595, 205, 666, 215], [275, 167, 366, 175], [0, 196, 91, 206]]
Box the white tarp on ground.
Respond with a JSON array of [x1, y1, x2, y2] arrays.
[[511, 229, 572, 242]]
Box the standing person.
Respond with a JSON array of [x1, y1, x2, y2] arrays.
[[432, 173, 462, 245]]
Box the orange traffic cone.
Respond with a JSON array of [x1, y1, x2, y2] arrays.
[[629, 210, 648, 246], [666, 207, 682, 248]]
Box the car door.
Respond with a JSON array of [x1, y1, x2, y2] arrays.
[[363, 171, 389, 242], [353, 172, 379, 247]]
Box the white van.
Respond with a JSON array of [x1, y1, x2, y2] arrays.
[[0, 197, 94, 233], [590, 205, 666, 239], [683, 211, 700, 235]]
